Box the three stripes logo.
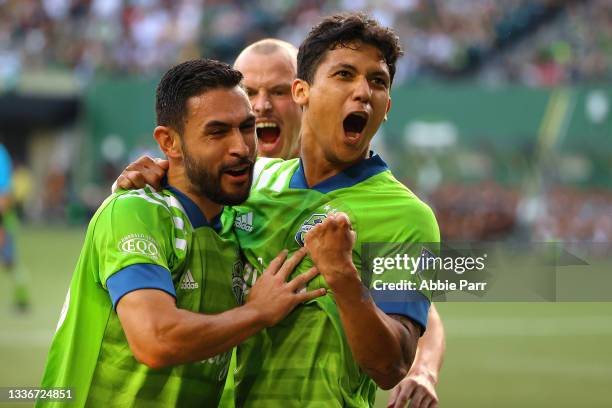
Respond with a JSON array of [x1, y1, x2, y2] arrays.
[[234, 212, 254, 232], [180, 270, 199, 290]]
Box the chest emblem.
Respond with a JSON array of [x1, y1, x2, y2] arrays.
[[295, 213, 328, 247]]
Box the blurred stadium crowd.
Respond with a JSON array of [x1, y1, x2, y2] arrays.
[[0, 0, 610, 243], [1, 0, 610, 86], [429, 183, 612, 241]]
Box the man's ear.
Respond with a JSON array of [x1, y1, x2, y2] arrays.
[[154, 126, 182, 160], [292, 78, 310, 107], [386, 97, 391, 115]]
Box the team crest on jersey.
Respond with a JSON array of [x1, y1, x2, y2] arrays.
[[295, 213, 328, 247], [231, 260, 246, 304]]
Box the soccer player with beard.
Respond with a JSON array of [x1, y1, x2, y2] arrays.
[[37, 59, 324, 407], [115, 15, 443, 407]]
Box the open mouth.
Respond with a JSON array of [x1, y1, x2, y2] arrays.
[[224, 163, 251, 179], [256, 122, 281, 152], [343, 112, 368, 144]]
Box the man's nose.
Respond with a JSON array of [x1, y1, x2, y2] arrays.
[[252, 91, 272, 114], [228, 128, 251, 157], [352, 76, 372, 103]]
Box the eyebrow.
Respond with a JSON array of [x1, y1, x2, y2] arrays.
[[204, 114, 256, 130], [330, 63, 389, 79], [240, 115, 256, 126], [270, 84, 291, 91], [204, 121, 231, 130], [244, 84, 291, 92], [330, 63, 357, 72]]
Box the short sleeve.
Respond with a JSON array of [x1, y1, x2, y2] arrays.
[[92, 193, 179, 305], [365, 198, 440, 332]]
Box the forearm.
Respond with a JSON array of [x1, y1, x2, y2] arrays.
[[119, 294, 267, 369], [158, 305, 266, 366], [121, 248, 322, 369], [411, 304, 445, 382], [331, 276, 419, 389]]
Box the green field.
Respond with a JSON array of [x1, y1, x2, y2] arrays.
[[1, 227, 611, 407]]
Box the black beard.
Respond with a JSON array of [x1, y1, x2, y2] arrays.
[[183, 147, 253, 206]]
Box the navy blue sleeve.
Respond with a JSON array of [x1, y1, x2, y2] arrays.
[[373, 291, 431, 334], [106, 263, 176, 309]]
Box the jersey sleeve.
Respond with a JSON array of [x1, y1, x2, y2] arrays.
[[91, 193, 179, 308], [364, 198, 440, 332]]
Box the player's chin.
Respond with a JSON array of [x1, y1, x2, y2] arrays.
[[336, 141, 369, 163], [217, 186, 251, 206], [219, 177, 252, 205]]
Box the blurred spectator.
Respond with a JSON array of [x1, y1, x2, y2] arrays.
[[11, 163, 33, 218], [429, 181, 520, 240], [533, 187, 612, 241], [426, 181, 612, 242], [43, 166, 68, 221], [0, 0, 609, 86], [0, 0, 204, 82]]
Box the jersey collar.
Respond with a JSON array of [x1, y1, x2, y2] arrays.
[[289, 152, 388, 194], [165, 185, 222, 232]]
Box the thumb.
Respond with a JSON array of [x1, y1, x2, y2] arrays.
[[154, 157, 170, 170]]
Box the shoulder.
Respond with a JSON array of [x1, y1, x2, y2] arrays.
[[101, 187, 174, 217], [253, 157, 298, 177], [92, 187, 185, 236], [252, 157, 299, 191], [253, 157, 283, 182], [347, 172, 440, 243]]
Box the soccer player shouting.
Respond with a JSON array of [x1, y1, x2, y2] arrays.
[[235, 37, 445, 408], [116, 14, 444, 408], [232, 15, 439, 406], [234, 39, 302, 160], [38, 59, 325, 407]]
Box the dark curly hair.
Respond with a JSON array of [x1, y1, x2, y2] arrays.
[[297, 13, 403, 85], [156, 58, 243, 134]]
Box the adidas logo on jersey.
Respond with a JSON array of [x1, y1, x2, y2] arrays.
[[180, 270, 199, 290], [234, 212, 254, 232]]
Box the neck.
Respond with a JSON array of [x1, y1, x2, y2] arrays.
[[167, 165, 223, 223], [299, 120, 369, 187]]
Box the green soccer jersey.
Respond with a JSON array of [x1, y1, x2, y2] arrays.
[[38, 185, 243, 407], [231, 154, 439, 407]]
